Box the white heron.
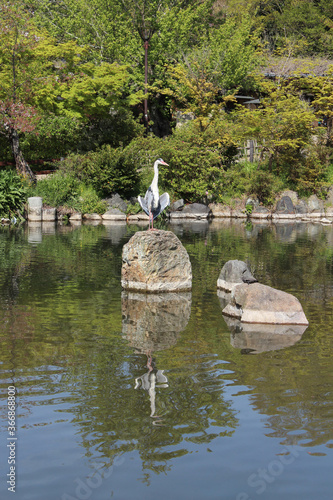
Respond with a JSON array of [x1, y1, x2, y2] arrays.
[[138, 158, 170, 230]]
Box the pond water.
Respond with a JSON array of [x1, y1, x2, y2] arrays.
[[1, 219, 333, 500]]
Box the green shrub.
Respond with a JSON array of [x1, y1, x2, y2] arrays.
[[28, 172, 107, 214], [20, 115, 83, 165], [292, 148, 331, 198], [126, 202, 142, 215], [157, 122, 238, 202], [115, 121, 240, 203], [0, 170, 27, 217], [119, 136, 164, 194], [19, 111, 143, 166], [67, 184, 108, 215], [29, 171, 80, 207], [58, 144, 140, 198], [248, 168, 283, 206], [220, 160, 257, 200]]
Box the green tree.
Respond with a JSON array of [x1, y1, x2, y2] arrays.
[[0, 1, 141, 179], [160, 16, 259, 130], [304, 66, 333, 147], [33, 0, 217, 132], [235, 79, 316, 184], [223, 0, 333, 56], [0, 2, 42, 181]]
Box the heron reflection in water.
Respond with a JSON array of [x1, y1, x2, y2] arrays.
[[135, 355, 168, 425]]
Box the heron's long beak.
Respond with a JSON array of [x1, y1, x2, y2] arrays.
[[161, 161, 169, 166]]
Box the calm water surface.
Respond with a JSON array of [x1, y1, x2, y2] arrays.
[[1, 219, 333, 500]]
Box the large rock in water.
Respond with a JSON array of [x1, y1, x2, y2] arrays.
[[222, 282, 309, 325], [121, 230, 192, 292]]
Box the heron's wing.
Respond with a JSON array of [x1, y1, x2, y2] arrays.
[[138, 195, 149, 216], [159, 192, 170, 212], [152, 192, 170, 219]]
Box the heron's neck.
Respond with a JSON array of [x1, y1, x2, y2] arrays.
[[151, 162, 159, 191]]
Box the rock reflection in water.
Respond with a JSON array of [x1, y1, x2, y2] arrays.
[[218, 288, 308, 353], [102, 221, 128, 244], [122, 291, 191, 421], [169, 220, 210, 237], [122, 291, 191, 353], [224, 316, 307, 354]]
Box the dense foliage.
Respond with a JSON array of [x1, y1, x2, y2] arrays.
[[0, 0, 332, 205], [0, 170, 27, 218]]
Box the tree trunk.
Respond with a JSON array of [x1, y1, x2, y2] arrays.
[[326, 116, 332, 148], [9, 127, 36, 183]]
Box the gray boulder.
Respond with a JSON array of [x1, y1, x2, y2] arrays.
[[121, 229, 192, 292], [245, 197, 259, 210], [307, 194, 325, 214], [42, 207, 56, 221], [170, 203, 212, 220], [222, 282, 309, 325], [169, 199, 184, 212], [275, 196, 295, 214], [83, 213, 102, 221], [295, 199, 308, 214], [217, 260, 257, 292], [182, 203, 210, 215], [105, 193, 128, 213], [279, 190, 298, 205]]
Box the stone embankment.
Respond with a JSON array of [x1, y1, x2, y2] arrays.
[[20, 188, 333, 225]]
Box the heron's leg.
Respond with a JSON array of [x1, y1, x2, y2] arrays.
[[149, 212, 155, 230]]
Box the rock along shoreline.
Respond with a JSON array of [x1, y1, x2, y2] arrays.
[[10, 188, 332, 226]]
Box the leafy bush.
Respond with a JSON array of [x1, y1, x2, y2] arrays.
[[291, 142, 332, 198], [58, 144, 140, 198], [120, 121, 239, 203], [29, 171, 79, 207], [126, 202, 142, 215], [20, 115, 83, 165], [248, 168, 283, 206], [67, 184, 108, 215], [0, 170, 27, 217], [158, 122, 238, 202], [120, 136, 164, 194], [28, 172, 107, 214], [219, 160, 257, 200]]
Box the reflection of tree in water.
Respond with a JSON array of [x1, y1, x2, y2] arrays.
[[215, 258, 333, 452], [63, 291, 238, 480], [2, 220, 333, 479], [228, 324, 333, 452], [65, 344, 238, 480]]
